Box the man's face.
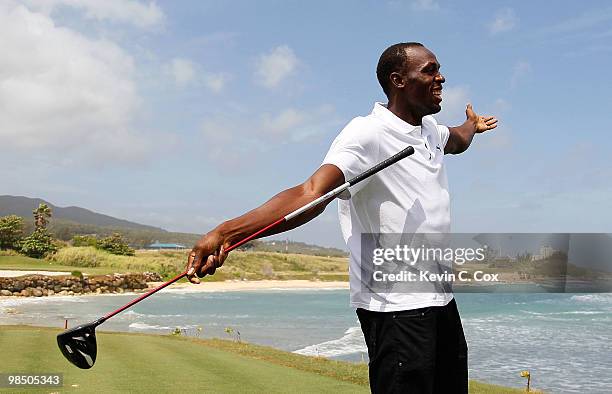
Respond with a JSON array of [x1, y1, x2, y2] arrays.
[[395, 46, 445, 115]]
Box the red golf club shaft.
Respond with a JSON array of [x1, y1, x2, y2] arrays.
[[102, 217, 287, 321]]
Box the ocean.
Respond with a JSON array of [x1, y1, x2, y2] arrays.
[[1, 290, 611, 393]]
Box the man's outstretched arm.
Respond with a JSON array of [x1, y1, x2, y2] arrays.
[[445, 104, 498, 154], [185, 164, 345, 283]]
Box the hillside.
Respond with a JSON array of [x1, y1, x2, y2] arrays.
[[0, 195, 162, 231], [0, 195, 346, 254]]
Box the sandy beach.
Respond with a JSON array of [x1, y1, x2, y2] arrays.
[[155, 280, 349, 293]]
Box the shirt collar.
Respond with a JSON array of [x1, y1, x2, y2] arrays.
[[372, 102, 420, 134]]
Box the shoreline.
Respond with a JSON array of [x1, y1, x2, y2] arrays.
[[0, 279, 349, 301], [2, 269, 578, 300], [155, 279, 349, 293]]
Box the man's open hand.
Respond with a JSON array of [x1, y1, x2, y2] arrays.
[[466, 103, 498, 133], [186, 231, 229, 284]]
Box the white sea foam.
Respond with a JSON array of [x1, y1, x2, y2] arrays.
[[128, 322, 173, 330], [293, 326, 366, 358], [570, 294, 612, 303], [121, 310, 185, 319], [122, 310, 145, 318], [521, 310, 606, 316], [263, 287, 346, 292], [128, 322, 198, 331], [203, 314, 250, 319], [0, 295, 89, 308]]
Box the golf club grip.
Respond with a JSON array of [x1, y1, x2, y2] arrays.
[[347, 145, 414, 186]]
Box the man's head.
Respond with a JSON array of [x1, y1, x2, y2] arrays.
[[376, 43, 445, 117]]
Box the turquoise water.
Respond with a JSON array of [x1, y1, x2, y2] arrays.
[[1, 290, 611, 393]]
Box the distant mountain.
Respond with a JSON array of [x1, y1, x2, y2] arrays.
[[0, 195, 346, 255], [250, 239, 347, 257], [0, 195, 164, 232]]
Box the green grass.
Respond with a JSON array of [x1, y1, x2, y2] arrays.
[[0, 255, 121, 276], [0, 248, 350, 281], [0, 325, 366, 393], [0, 325, 529, 393]]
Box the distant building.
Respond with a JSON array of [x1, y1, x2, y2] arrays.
[[531, 246, 557, 261], [147, 241, 187, 250]]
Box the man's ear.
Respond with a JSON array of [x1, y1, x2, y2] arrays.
[[390, 72, 405, 89]]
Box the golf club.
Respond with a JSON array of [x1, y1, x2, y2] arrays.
[[57, 145, 415, 369]]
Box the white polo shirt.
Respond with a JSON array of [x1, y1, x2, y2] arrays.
[[322, 102, 454, 312]]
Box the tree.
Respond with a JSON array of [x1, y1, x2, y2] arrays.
[[97, 233, 135, 256], [20, 203, 57, 258], [20, 228, 58, 258], [0, 215, 25, 250], [33, 203, 52, 229]]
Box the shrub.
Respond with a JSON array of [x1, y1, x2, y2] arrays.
[[20, 228, 57, 258], [0, 215, 25, 250], [72, 235, 98, 248], [97, 233, 135, 256]]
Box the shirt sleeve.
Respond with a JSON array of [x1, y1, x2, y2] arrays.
[[321, 117, 380, 199], [424, 115, 450, 149], [437, 124, 450, 148]]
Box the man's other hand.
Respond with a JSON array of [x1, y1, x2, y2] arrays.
[[466, 103, 498, 133], [186, 231, 229, 284]]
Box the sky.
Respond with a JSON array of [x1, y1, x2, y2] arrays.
[[1, 0, 611, 249]]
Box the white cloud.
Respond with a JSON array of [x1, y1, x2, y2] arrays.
[[203, 73, 230, 93], [434, 86, 511, 151], [202, 106, 336, 143], [511, 61, 531, 88], [410, 0, 439, 11], [200, 105, 339, 171], [261, 109, 305, 135], [23, 0, 165, 28], [477, 127, 512, 150], [386, 0, 440, 12], [493, 98, 511, 112], [488, 8, 518, 34], [165, 57, 230, 92], [167, 58, 196, 86], [259, 105, 337, 141], [0, 2, 153, 163], [540, 6, 612, 36], [254, 45, 299, 89]]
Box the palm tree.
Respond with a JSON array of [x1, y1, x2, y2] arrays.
[[33, 203, 52, 229]]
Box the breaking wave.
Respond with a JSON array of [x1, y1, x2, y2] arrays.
[[293, 326, 366, 358]]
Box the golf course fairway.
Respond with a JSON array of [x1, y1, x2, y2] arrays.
[[0, 325, 525, 393]]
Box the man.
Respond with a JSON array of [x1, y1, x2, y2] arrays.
[[186, 42, 497, 393]]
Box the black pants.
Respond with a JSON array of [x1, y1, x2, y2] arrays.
[[356, 299, 468, 394]]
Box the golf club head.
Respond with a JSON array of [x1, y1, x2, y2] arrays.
[[57, 321, 100, 369]]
